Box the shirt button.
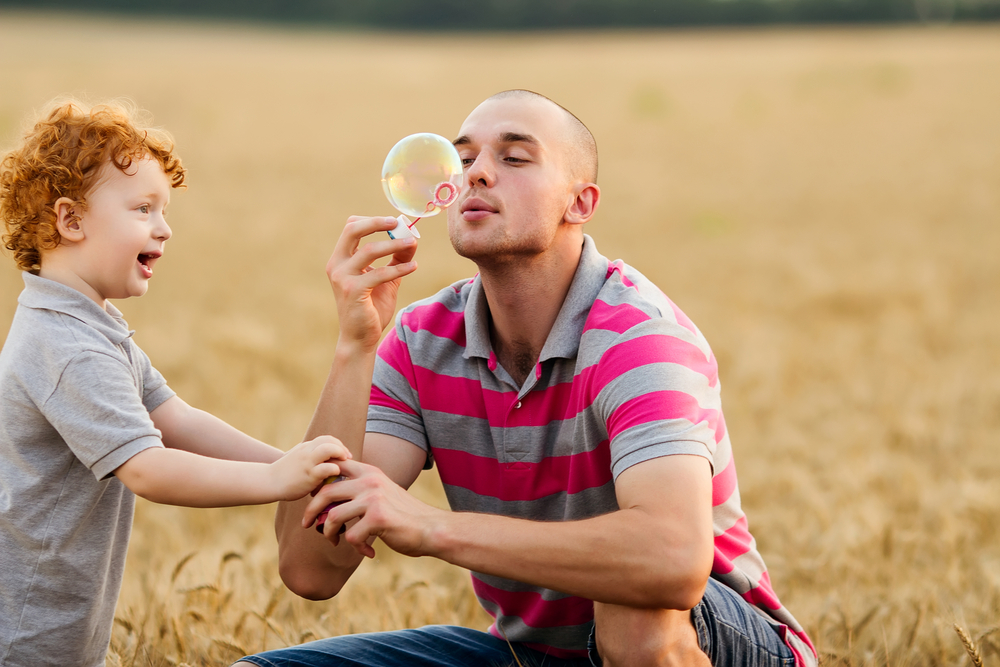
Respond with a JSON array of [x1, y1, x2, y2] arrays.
[[515, 401, 522, 409]]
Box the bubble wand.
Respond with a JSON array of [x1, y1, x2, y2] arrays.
[[313, 133, 463, 535], [381, 132, 463, 240]]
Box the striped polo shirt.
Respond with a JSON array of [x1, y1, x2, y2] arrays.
[[367, 235, 817, 666]]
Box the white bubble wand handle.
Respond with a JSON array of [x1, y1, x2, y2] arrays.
[[386, 215, 421, 240]]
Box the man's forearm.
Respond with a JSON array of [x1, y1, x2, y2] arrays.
[[303, 340, 378, 457], [276, 343, 379, 599], [423, 506, 712, 609]]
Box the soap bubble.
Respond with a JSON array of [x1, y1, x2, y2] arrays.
[[381, 133, 463, 219]]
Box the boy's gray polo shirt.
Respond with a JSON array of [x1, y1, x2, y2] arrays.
[[0, 273, 174, 667]]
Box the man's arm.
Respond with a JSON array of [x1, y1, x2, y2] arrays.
[[273, 216, 421, 599], [307, 453, 715, 609]]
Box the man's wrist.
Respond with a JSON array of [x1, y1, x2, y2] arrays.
[[422, 510, 462, 562], [334, 334, 380, 360]]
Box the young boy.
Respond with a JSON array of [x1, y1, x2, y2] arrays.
[[0, 99, 348, 667]]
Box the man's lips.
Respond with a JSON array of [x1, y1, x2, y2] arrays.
[[460, 197, 498, 221]]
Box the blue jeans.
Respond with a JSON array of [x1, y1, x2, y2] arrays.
[[239, 579, 794, 667]]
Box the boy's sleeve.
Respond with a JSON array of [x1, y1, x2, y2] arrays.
[[130, 340, 176, 413], [41, 350, 165, 481]]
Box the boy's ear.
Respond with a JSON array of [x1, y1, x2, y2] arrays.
[[53, 197, 85, 242]]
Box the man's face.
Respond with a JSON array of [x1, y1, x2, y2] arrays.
[[76, 157, 172, 302], [448, 97, 578, 263]]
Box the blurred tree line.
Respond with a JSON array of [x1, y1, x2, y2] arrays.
[[0, 0, 996, 25]]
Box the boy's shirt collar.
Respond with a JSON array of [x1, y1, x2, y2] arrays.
[[19, 272, 135, 346]]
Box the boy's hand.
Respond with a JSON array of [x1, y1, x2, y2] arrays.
[[326, 216, 418, 353], [269, 436, 352, 502]]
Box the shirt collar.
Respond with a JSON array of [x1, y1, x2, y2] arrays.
[[463, 234, 607, 362], [18, 272, 134, 346]]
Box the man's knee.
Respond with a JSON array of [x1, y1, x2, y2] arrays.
[[594, 602, 711, 667]]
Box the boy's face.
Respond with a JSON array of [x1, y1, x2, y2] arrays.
[[76, 157, 172, 302]]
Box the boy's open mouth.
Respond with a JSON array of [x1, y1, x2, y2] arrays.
[[137, 252, 160, 278]]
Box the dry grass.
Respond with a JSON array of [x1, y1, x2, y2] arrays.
[[1, 12, 999, 666]]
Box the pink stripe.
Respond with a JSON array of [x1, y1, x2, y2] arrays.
[[434, 444, 612, 501], [741, 571, 782, 613], [606, 259, 637, 289], [607, 390, 724, 444], [593, 335, 718, 390], [400, 301, 466, 347], [413, 369, 490, 419], [791, 630, 818, 666], [583, 299, 651, 335], [711, 456, 737, 507], [715, 515, 753, 564], [377, 331, 418, 389], [369, 386, 418, 416], [667, 298, 698, 335], [411, 366, 577, 427], [473, 576, 594, 628]]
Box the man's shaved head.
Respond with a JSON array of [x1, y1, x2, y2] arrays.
[[484, 90, 598, 184]]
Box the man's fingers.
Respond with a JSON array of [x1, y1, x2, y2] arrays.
[[350, 261, 417, 292], [330, 217, 401, 266]]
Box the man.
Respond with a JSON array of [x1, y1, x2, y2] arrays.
[[237, 90, 816, 667]]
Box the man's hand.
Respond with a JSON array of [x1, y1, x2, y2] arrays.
[[327, 216, 418, 353], [268, 436, 351, 501], [302, 458, 443, 559]]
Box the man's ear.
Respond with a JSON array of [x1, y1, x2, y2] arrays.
[[564, 183, 601, 226], [53, 197, 85, 243]]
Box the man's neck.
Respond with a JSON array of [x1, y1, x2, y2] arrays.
[[479, 236, 584, 387]]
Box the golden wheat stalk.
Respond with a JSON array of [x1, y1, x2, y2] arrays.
[[954, 624, 984, 667]]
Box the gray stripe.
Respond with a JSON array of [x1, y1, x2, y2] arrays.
[[442, 483, 618, 520], [599, 363, 720, 410], [421, 408, 609, 463]]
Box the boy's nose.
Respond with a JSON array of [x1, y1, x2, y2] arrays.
[[156, 218, 172, 241]]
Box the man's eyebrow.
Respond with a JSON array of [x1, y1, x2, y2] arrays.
[[452, 132, 539, 147], [499, 132, 538, 146]]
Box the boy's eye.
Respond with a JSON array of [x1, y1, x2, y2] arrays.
[[138, 204, 149, 214]]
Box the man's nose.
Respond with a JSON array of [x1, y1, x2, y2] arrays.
[[465, 151, 496, 188]]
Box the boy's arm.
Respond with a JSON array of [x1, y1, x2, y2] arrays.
[[150, 395, 283, 463], [114, 435, 348, 507]]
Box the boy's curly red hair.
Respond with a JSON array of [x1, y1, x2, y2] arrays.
[[0, 98, 186, 272]]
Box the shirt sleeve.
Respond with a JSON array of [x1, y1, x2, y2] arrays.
[[366, 322, 432, 467], [41, 350, 165, 480], [128, 339, 175, 413], [594, 318, 722, 480]]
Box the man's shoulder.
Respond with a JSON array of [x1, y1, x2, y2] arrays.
[[589, 259, 705, 342], [399, 276, 477, 315]]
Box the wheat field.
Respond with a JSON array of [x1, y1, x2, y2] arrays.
[[1, 12, 999, 666]]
